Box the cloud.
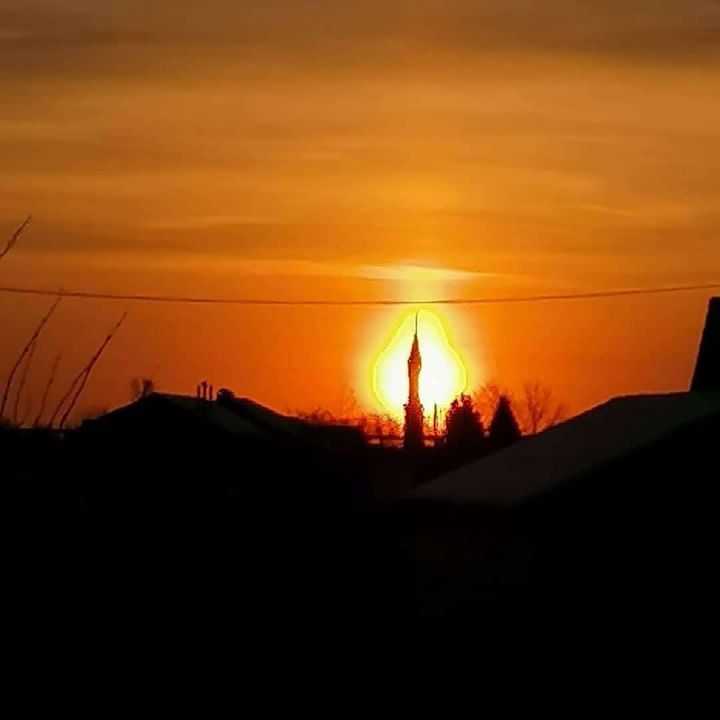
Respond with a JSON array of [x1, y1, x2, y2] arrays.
[[141, 216, 279, 231], [1, 0, 718, 277], [220, 259, 495, 283], [4, 243, 498, 287], [1, 0, 718, 89], [357, 263, 493, 283]]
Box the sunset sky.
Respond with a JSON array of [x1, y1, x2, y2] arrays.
[[1, 0, 719, 421]]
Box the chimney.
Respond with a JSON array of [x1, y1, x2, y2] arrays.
[[217, 388, 235, 407], [691, 297, 720, 392]]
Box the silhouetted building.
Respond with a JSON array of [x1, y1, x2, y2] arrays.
[[692, 297, 719, 392], [78, 391, 368, 463], [43, 391, 391, 638], [404, 314, 424, 450], [401, 390, 720, 621], [398, 298, 720, 624], [215, 388, 366, 452], [411, 391, 720, 508]]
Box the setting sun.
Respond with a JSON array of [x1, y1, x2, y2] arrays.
[[372, 310, 468, 417]]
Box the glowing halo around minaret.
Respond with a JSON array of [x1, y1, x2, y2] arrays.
[[372, 310, 467, 417]]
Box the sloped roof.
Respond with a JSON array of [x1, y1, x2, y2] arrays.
[[410, 391, 720, 508], [86, 392, 365, 449], [692, 297, 720, 391], [217, 393, 365, 445], [216, 395, 304, 436], [92, 393, 272, 439]]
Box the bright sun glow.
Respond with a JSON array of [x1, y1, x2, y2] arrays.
[[373, 310, 467, 417]]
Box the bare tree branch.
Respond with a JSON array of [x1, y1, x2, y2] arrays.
[[54, 312, 128, 429], [0, 296, 61, 422], [19, 391, 33, 428], [0, 215, 32, 262], [474, 380, 567, 436], [48, 370, 83, 429], [13, 338, 37, 426], [520, 381, 567, 435], [34, 354, 62, 428], [472, 382, 508, 428]]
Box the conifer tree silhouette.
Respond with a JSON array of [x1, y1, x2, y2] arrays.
[[488, 395, 521, 450], [445, 394, 485, 451]]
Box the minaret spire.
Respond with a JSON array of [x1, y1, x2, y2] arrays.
[[404, 310, 424, 450]]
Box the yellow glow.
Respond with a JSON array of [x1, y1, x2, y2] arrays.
[[373, 310, 468, 417]]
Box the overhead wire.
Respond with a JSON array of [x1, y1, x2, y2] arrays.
[[0, 282, 718, 307]]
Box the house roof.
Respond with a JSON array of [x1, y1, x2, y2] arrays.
[[83, 392, 364, 448], [86, 393, 272, 439], [409, 391, 720, 509], [692, 297, 719, 391], [216, 392, 365, 446], [160, 393, 274, 436], [215, 394, 304, 436]]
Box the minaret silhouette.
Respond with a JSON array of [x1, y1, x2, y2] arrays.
[[404, 312, 424, 450]]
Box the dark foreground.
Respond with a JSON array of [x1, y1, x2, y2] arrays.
[[7, 397, 719, 649]]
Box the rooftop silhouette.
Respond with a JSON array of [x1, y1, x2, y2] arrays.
[[692, 297, 720, 392]]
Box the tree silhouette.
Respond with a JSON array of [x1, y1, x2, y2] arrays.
[[488, 395, 521, 450], [474, 380, 567, 436], [519, 381, 567, 435], [445, 394, 485, 451], [473, 382, 504, 428]]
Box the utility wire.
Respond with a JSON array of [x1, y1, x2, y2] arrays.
[[0, 282, 718, 307]]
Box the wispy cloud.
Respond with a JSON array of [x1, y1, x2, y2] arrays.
[[14, 249, 498, 285], [173, 257, 497, 284], [141, 215, 279, 230], [1, 0, 719, 280], [576, 202, 699, 225], [357, 263, 494, 283], [1, 1, 719, 88]]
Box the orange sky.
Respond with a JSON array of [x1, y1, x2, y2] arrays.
[[1, 1, 719, 422]]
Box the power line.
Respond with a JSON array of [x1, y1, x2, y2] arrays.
[[0, 282, 718, 307]]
